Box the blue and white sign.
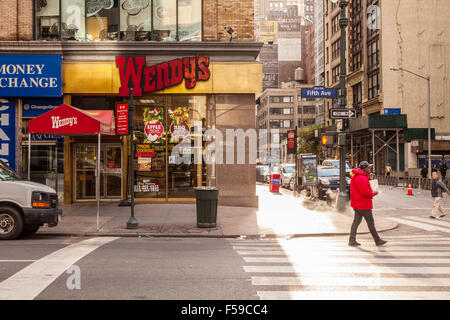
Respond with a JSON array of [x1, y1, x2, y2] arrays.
[[384, 108, 401, 115], [22, 98, 63, 118], [0, 99, 16, 169], [0, 54, 62, 97], [301, 86, 337, 99]]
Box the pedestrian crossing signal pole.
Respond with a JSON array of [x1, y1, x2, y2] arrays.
[[336, 0, 350, 212]]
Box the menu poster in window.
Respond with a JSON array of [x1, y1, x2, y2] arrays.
[[138, 157, 151, 171], [143, 107, 165, 143], [169, 107, 190, 143]]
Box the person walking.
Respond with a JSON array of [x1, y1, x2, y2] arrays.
[[349, 161, 387, 246], [430, 171, 450, 219], [432, 164, 438, 174], [385, 163, 392, 177], [420, 164, 428, 191], [440, 160, 447, 181]]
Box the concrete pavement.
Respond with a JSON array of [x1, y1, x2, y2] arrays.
[[37, 185, 397, 238]]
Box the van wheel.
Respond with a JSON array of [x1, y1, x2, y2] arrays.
[[21, 225, 40, 237], [0, 207, 24, 240]]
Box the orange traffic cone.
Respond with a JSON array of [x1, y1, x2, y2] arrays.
[[407, 182, 413, 196]]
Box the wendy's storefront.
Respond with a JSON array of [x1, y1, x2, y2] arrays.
[[40, 42, 263, 207]]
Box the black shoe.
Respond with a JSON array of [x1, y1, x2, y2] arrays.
[[348, 240, 361, 246], [429, 216, 436, 219], [375, 239, 387, 246]]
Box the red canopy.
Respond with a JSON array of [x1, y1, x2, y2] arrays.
[[28, 104, 115, 135]]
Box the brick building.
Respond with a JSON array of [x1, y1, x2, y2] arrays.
[[0, 0, 263, 208]]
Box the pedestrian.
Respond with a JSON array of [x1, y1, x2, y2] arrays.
[[420, 164, 428, 191], [440, 160, 447, 181], [421, 164, 428, 179], [385, 163, 392, 177], [432, 164, 438, 174], [429, 171, 450, 219], [349, 161, 387, 246]]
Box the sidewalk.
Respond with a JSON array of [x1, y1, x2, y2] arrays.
[[37, 185, 397, 238]]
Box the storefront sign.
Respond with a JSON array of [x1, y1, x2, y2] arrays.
[[22, 98, 63, 118], [116, 102, 129, 135], [169, 106, 190, 143], [116, 56, 210, 96], [0, 99, 16, 169], [135, 179, 160, 193], [135, 144, 156, 158], [0, 54, 62, 97], [144, 120, 164, 143], [287, 130, 296, 154]]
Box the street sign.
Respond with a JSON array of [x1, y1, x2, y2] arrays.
[[330, 108, 356, 119], [384, 108, 401, 115], [301, 86, 337, 99]]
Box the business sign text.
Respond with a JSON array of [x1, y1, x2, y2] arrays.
[[0, 55, 62, 97], [0, 100, 16, 169], [116, 56, 211, 97]]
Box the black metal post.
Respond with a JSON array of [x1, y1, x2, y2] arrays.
[[126, 87, 139, 229], [336, 0, 349, 212]]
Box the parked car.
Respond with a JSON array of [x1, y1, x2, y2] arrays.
[[280, 164, 296, 188], [317, 166, 351, 200], [256, 165, 270, 183], [321, 159, 353, 176], [0, 160, 62, 240]]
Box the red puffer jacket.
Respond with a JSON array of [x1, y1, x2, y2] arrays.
[[350, 168, 376, 210]]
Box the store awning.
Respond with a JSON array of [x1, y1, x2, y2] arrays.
[[27, 104, 117, 231], [28, 104, 115, 135]]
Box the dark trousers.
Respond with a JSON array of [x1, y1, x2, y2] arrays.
[[350, 209, 381, 242]]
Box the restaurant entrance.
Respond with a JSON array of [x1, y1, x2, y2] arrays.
[[74, 143, 122, 200], [133, 95, 208, 200]]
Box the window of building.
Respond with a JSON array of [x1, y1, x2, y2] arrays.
[[368, 39, 379, 72], [36, 0, 202, 41], [332, 38, 340, 60], [332, 65, 340, 84], [368, 72, 379, 100], [36, 0, 60, 40], [332, 14, 339, 35], [270, 96, 294, 103], [352, 82, 362, 107]]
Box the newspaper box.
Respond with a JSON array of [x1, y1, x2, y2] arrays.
[[270, 173, 281, 192]]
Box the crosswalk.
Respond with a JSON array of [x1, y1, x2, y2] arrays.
[[229, 235, 450, 300], [388, 216, 450, 233]]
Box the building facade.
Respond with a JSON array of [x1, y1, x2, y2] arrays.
[[0, 0, 262, 208], [319, 0, 450, 176]]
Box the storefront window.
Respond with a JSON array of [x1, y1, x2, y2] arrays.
[[61, 0, 86, 40], [36, 0, 202, 41], [86, 0, 119, 41], [36, 0, 60, 40], [120, 0, 152, 40], [178, 0, 202, 41], [153, 0, 177, 41], [134, 95, 207, 198]]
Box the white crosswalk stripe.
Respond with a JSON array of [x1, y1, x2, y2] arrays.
[[229, 236, 450, 300], [388, 216, 450, 233]]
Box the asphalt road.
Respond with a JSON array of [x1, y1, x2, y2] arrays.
[[1, 186, 450, 300]]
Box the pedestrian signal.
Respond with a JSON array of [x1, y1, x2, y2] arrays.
[[321, 135, 335, 146]]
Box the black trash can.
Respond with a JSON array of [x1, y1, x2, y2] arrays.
[[194, 187, 219, 228]]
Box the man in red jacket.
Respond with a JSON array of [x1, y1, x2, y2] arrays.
[[349, 161, 387, 246]]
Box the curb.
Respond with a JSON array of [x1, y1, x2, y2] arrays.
[[36, 222, 399, 239]]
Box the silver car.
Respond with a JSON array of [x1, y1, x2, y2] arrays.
[[280, 164, 296, 188]]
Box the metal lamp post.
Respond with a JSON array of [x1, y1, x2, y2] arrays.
[[336, 0, 350, 212], [390, 67, 432, 178], [126, 87, 139, 229]]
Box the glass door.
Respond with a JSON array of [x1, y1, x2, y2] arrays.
[[74, 143, 122, 200]]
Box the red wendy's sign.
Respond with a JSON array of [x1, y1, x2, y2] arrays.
[[116, 56, 211, 97], [116, 102, 129, 135]]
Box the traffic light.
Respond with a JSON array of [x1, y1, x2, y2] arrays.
[[321, 134, 335, 146]]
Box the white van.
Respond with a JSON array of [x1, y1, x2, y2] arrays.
[[0, 160, 62, 240]]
